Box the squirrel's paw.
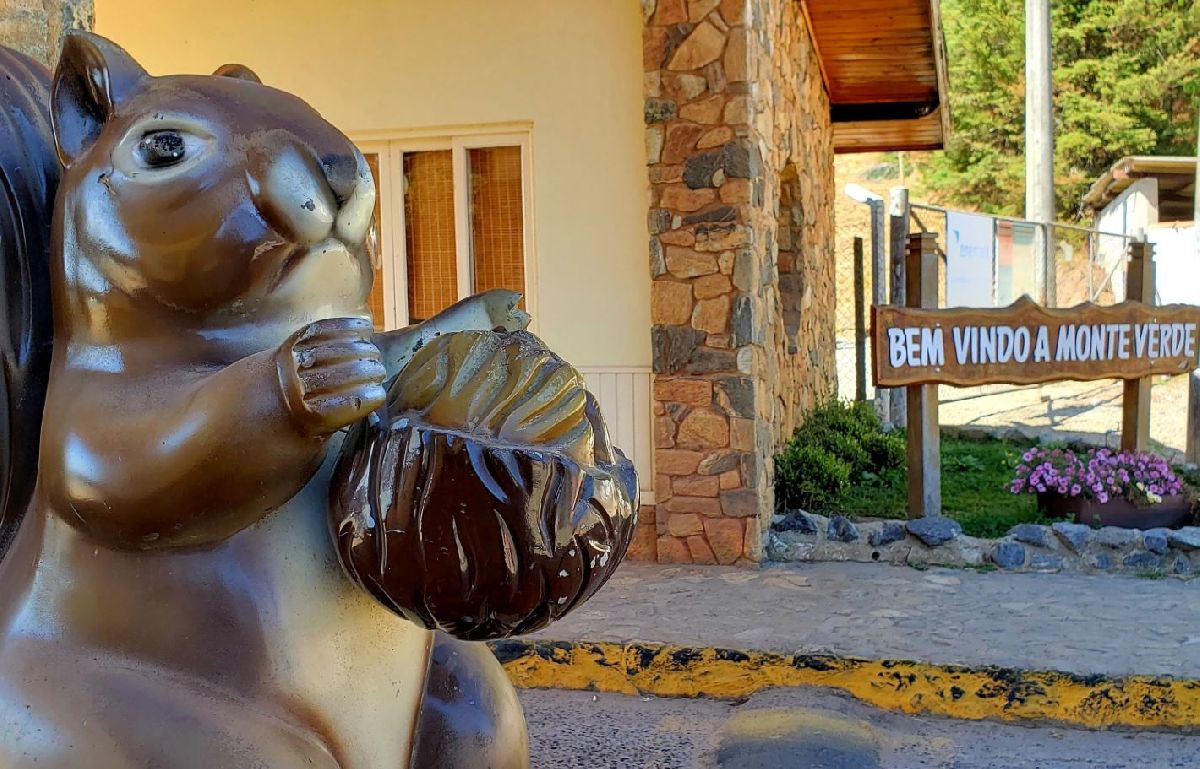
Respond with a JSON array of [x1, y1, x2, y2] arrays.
[[438, 289, 531, 334], [478, 288, 532, 332], [277, 317, 386, 436]]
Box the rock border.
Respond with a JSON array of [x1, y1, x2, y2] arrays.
[[769, 510, 1200, 577]]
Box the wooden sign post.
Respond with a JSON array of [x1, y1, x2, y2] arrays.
[[906, 232, 940, 518], [1122, 241, 1154, 451], [872, 237, 1200, 518]]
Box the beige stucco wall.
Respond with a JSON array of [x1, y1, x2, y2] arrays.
[[95, 0, 651, 369]]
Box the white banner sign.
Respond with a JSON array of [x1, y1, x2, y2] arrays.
[[1149, 224, 1200, 306], [945, 211, 994, 308]]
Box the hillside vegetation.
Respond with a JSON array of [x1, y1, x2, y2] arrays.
[[920, 0, 1199, 220]]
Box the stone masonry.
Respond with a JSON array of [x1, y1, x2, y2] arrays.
[[642, 0, 835, 565], [771, 509, 1200, 578], [0, 0, 93, 66]]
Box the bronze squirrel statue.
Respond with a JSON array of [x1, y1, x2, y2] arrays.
[[0, 32, 637, 768]]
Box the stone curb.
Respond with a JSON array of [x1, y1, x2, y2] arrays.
[[770, 510, 1200, 577], [490, 638, 1200, 732]]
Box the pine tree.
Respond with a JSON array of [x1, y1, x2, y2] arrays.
[[920, 0, 1200, 220]]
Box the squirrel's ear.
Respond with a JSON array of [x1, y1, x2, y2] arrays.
[[213, 63, 262, 84], [51, 31, 148, 166]]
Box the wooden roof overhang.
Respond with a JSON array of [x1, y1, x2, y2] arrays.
[[802, 0, 951, 154], [1081, 156, 1197, 223]]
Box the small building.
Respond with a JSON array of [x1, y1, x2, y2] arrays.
[[88, 0, 949, 563], [1082, 156, 1197, 306]]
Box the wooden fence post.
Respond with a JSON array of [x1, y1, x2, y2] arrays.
[[1188, 373, 1200, 465], [853, 236, 868, 401], [906, 232, 941, 518], [1121, 240, 1154, 452], [889, 187, 910, 429]]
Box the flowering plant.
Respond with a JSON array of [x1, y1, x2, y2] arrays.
[[1010, 447, 1184, 506]]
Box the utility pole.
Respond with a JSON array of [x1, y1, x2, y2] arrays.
[[1026, 0, 1055, 306]]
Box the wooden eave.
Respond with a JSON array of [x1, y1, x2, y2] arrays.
[[803, 0, 951, 154], [1082, 156, 1197, 222]]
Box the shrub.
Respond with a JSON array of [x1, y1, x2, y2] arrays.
[[774, 400, 903, 512], [775, 443, 851, 512], [796, 399, 878, 445], [861, 431, 906, 471], [808, 429, 870, 473]]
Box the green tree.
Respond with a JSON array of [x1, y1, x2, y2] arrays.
[[920, 0, 1200, 220]]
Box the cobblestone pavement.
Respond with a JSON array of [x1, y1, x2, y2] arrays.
[[529, 561, 1200, 679], [522, 687, 1200, 769]]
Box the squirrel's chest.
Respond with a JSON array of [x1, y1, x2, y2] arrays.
[[220, 483, 434, 768], [11, 456, 433, 769]]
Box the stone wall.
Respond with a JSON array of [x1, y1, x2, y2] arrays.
[[0, 0, 93, 65], [750, 0, 836, 448], [642, 0, 835, 565]]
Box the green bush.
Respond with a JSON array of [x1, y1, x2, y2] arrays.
[[775, 443, 851, 512], [795, 400, 878, 445], [861, 431, 906, 472], [808, 429, 870, 473], [774, 400, 902, 512]]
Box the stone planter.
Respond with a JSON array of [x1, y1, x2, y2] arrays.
[[1037, 492, 1193, 530]]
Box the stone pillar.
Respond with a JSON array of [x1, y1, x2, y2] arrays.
[[643, 0, 835, 565], [0, 0, 93, 66]]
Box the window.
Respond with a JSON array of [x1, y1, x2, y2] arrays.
[[357, 131, 533, 330]]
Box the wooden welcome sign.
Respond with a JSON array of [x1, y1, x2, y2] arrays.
[[878, 233, 1195, 520], [872, 297, 1200, 387]]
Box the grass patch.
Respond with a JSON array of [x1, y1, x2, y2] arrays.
[[774, 401, 1060, 539], [1174, 463, 1200, 491], [839, 434, 1051, 538]]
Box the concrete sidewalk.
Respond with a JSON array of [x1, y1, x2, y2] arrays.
[[530, 561, 1200, 679], [492, 561, 1200, 730]]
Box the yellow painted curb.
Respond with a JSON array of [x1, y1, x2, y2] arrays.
[[488, 639, 1200, 731]]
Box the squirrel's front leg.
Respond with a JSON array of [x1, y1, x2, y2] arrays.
[[41, 318, 385, 551], [275, 317, 387, 436]]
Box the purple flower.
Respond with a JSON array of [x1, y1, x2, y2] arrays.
[[1009, 445, 1185, 506]]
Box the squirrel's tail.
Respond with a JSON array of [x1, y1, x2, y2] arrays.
[[0, 47, 57, 559]]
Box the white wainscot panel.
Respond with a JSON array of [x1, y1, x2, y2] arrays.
[[578, 367, 654, 504]]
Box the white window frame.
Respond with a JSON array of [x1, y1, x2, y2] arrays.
[[354, 125, 536, 331]]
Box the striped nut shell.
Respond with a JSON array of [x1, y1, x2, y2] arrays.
[[330, 330, 639, 640]]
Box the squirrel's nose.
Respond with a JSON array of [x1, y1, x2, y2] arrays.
[[254, 140, 375, 248], [325, 150, 375, 246], [259, 143, 337, 246]]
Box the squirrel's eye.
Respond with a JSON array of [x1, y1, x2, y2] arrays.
[[136, 131, 187, 168]]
